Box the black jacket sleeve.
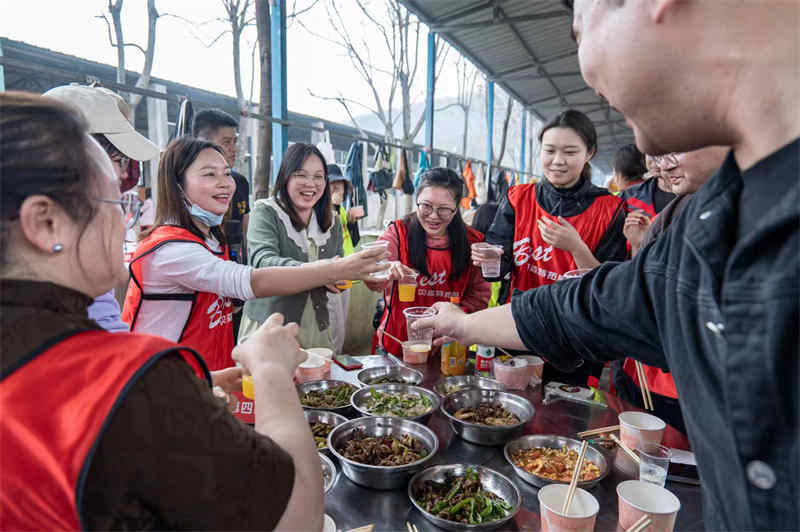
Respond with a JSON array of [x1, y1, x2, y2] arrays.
[[593, 201, 628, 262], [484, 194, 516, 281]]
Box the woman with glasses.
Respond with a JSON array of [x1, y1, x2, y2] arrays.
[[122, 139, 386, 370], [238, 143, 353, 350], [620, 153, 677, 254], [365, 167, 490, 357], [0, 92, 324, 530]]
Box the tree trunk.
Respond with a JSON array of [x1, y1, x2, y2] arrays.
[[254, 0, 271, 199], [494, 97, 514, 166], [461, 106, 469, 159], [127, 0, 159, 121], [109, 1, 125, 85]]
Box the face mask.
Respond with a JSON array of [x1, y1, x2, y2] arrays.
[[188, 202, 224, 227]]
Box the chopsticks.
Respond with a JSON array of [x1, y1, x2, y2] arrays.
[[609, 434, 641, 464], [634, 360, 654, 411], [381, 329, 405, 346], [576, 425, 620, 439], [561, 440, 589, 515], [405, 522, 419, 532], [626, 514, 652, 532]]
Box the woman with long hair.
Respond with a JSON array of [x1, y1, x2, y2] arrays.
[[366, 167, 490, 357], [0, 92, 323, 529], [122, 138, 385, 370], [239, 143, 357, 349]]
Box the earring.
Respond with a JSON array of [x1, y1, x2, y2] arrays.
[[52, 244, 64, 253]]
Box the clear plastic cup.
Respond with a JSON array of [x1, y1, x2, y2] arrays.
[[471, 242, 503, 277], [638, 443, 672, 487], [402, 340, 431, 364], [403, 306, 435, 347], [398, 272, 418, 302], [361, 240, 391, 279]]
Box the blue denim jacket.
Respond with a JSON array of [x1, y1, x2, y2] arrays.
[[512, 141, 799, 529]]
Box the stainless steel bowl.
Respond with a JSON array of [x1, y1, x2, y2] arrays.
[[327, 416, 439, 490], [297, 379, 357, 416], [351, 384, 440, 424], [504, 434, 610, 489], [433, 375, 506, 398], [305, 409, 349, 450], [356, 365, 424, 387], [441, 389, 534, 446], [319, 451, 338, 494], [408, 464, 521, 531]]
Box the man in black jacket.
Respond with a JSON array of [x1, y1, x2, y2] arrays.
[[414, 1, 799, 528]]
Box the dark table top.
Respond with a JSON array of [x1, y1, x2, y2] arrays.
[[322, 354, 703, 531]]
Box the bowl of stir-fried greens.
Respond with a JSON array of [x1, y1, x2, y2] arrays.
[[409, 464, 520, 530], [351, 384, 440, 423], [328, 416, 439, 489], [298, 380, 357, 415], [441, 389, 534, 446], [304, 409, 349, 451]]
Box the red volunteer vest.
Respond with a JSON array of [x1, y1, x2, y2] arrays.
[[622, 358, 679, 399], [122, 226, 235, 371], [379, 221, 484, 357], [507, 184, 623, 294], [0, 329, 209, 530]]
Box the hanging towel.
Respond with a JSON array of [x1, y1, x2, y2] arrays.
[[368, 146, 393, 193], [413, 151, 430, 189], [461, 160, 477, 210], [345, 142, 367, 215]]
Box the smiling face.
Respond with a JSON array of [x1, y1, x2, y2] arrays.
[[287, 153, 327, 217], [541, 127, 594, 189], [416, 185, 458, 237], [670, 146, 728, 195], [182, 148, 235, 216]]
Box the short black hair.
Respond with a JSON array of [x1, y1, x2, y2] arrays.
[[562, 0, 573, 10], [613, 144, 647, 182], [193, 109, 238, 138]]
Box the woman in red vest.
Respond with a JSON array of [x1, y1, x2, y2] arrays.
[[0, 92, 323, 529], [366, 167, 490, 357], [121, 137, 386, 372], [472, 109, 627, 385]]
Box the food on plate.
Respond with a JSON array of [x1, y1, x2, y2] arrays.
[[300, 384, 356, 408], [338, 430, 427, 466], [510, 446, 602, 482], [444, 384, 469, 395], [413, 467, 512, 524], [453, 403, 519, 426], [366, 376, 408, 385], [363, 389, 433, 418], [310, 421, 334, 449]]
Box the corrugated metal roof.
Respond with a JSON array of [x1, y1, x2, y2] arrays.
[[397, 0, 634, 171]]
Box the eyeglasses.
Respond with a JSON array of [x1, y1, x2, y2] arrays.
[[94, 196, 143, 229], [653, 153, 679, 171], [110, 154, 131, 169], [417, 201, 457, 219], [291, 172, 326, 185]]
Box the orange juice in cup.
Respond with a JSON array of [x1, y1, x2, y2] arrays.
[[241, 374, 254, 399], [398, 272, 418, 302], [402, 340, 431, 364]]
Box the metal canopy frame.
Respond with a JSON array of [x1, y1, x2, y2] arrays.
[[397, 0, 632, 172]]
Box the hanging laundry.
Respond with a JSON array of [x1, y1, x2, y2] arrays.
[[368, 146, 393, 195], [461, 160, 477, 210], [345, 142, 367, 215], [413, 150, 430, 189]]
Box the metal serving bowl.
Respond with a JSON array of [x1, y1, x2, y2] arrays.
[[408, 464, 521, 531], [297, 379, 358, 416], [356, 365, 424, 387], [441, 389, 534, 446], [433, 375, 506, 398], [305, 409, 349, 451], [504, 434, 610, 489], [327, 416, 439, 490], [319, 451, 338, 494], [351, 383, 440, 424]]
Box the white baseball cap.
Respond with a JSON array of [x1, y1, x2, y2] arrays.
[[43, 84, 160, 161]]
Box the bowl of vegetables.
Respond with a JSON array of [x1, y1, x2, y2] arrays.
[[304, 409, 349, 451], [409, 464, 520, 530], [351, 383, 440, 424], [356, 365, 424, 387], [328, 416, 439, 490], [298, 380, 357, 416], [433, 375, 506, 398], [441, 389, 533, 446]]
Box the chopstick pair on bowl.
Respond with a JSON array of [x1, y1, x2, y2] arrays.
[[560, 440, 589, 515], [575, 425, 641, 465]]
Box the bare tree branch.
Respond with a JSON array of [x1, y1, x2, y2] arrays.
[[288, 0, 321, 19]]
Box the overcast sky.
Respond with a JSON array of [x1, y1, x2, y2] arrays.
[[0, 0, 465, 126]]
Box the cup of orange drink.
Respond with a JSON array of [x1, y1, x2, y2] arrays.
[[402, 340, 431, 364], [335, 280, 353, 290], [398, 272, 418, 302], [241, 373, 254, 399]]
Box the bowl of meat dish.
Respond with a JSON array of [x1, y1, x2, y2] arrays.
[[327, 416, 439, 490], [304, 409, 348, 451], [504, 434, 609, 489], [351, 383, 440, 424], [441, 389, 534, 446], [297, 380, 357, 415], [433, 375, 506, 398], [319, 451, 338, 494], [356, 365, 424, 388], [409, 464, 520, 531]]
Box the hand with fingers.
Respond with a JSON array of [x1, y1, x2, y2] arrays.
[[623, 210, 652, 254], [331, 245, 391, 282], [471, 242, 504, 267], [537, 216, 587, 253], [232, 312, 306, 378], [209, 366, 243, 395], [410, 301, 469, 346]]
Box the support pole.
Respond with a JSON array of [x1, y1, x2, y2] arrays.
[[424, 32, 436, 151], [520, 110, 527, 182], [0, 41, 5, 92], [486, 81, 494, 185], [270, 0, 288, 184]]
